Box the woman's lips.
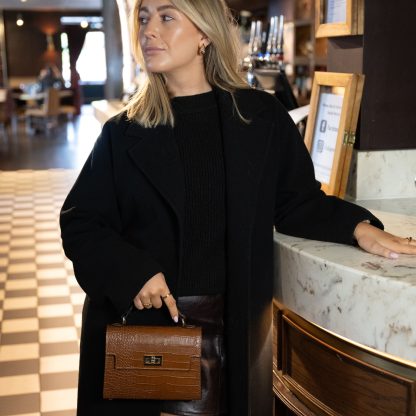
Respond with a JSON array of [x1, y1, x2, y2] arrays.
[[144, 47, 165, 55]]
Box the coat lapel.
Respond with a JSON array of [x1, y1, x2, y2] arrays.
[[214, 87, 274, 238], [126, 123, 186, 235]]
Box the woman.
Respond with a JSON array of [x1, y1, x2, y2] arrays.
[[60, 0, 416, 415], [38, 65, 64, 91]]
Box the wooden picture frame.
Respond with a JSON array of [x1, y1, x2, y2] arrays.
[[304, 72, 365, 198], [315, 0, 364, 38]]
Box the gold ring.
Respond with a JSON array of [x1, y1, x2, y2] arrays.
[[406, 237, 413, 244], [161, 293, 172, 300], [143, 303, 152, 308]]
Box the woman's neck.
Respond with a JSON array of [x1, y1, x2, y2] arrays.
[[165, 68, 212, 98]]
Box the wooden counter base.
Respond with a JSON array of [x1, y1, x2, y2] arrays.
[[273, 301, 416, 416]]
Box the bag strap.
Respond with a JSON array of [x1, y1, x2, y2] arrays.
[[121, 304, 134, 325], [121, 304, 187, 327]]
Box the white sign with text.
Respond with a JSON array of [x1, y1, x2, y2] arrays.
[[310, 92, 344, 184], [325, 0, 347, 23]]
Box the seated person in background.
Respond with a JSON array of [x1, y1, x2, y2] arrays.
[[38, 65, 64, 91]]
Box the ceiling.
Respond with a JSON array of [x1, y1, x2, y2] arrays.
[[0, 0, 102, 11]]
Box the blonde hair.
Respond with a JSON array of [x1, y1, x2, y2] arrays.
[[125, 0, 250, 128]]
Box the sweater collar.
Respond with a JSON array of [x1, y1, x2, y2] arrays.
[[170, 89, 216, 114], [124, 85, 267, 138]]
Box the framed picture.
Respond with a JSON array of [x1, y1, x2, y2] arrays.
[[315, 0, 364, 38], [304, 72, 365, 198]]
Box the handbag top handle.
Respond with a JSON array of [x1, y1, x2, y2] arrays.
[[120, 304, 188, 327]]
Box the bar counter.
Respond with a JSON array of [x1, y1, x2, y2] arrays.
[[273, 197, 416, 415]]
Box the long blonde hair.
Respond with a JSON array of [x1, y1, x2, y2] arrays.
[[125, 0, 250, 128]]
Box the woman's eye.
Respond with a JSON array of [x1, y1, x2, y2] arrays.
[[161, 15, 173, 22], [139, 16, 148, 24]]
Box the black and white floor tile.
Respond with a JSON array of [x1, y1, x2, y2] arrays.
[[0, 169, 82, 416]]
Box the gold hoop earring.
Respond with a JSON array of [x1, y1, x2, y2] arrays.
[[199, 44, 206, 55]]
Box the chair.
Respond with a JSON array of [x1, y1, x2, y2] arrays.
[[0, 89, 14, 139], [25, 87, 60, 134], [59, 89, 77, 119], [59, 104, 77, 119]]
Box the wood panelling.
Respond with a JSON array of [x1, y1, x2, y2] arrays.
[[283, 317, 414, 415], [273, 302, 416, 416]]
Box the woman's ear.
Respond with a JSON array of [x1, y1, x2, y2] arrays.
[[200, 33, 211, 47]]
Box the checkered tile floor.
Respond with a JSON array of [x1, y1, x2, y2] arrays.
[[0, 169, 82, 416]]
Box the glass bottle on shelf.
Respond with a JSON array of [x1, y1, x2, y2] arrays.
[[275, 15, 285, 70], [264, 16, 276, 67], [252, 21, 263, 63], [269, 15, 299, 110], [261, 15, 284, 71], [246, 20, 262, 88]]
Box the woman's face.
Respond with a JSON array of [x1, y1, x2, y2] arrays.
[[138, 0, 205, 76]]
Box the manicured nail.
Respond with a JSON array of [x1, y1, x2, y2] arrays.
[[390, 252, 399, 259], [173, 316, 178, 323]]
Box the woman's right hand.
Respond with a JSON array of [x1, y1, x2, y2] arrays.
[[133, 272, 179, 322]]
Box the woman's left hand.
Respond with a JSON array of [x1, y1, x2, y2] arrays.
[[353, 221, 416, 259]]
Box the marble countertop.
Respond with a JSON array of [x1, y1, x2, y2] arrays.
[[91, 99, 124, 126], [273, 198, 416, 364]]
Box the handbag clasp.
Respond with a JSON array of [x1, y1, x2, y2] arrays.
[[144, 355, 163, 366]]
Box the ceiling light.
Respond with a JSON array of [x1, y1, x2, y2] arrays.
[[80, 20, 89, 29], [16, 14, 24, 26], [240, 10, 252, 17]]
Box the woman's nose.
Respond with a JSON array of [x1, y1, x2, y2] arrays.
[[143, 17, 160, 38]]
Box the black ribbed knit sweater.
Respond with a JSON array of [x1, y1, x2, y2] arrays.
[[171, 90, 226, 295]]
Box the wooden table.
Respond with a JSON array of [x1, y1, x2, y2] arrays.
[[12, 90, 73, 101]]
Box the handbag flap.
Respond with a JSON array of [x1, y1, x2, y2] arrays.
[[105, 324, 202, 371]]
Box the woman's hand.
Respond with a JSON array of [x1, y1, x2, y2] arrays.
[[134, 272, 179, 322], [353, 222, 416, 259]]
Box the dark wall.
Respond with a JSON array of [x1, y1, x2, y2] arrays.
[[4, 10, 100, 78], [227, 0, 269, 13], [4, 11, 57, 77], [226, 0, 268, 20], [359, 0, 416, 151], [327, 0, 416, 151], [268, 0, 294, 20]]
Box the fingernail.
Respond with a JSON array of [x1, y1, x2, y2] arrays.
[[390, 252, 399, 259], [173, 316, 178, 323]]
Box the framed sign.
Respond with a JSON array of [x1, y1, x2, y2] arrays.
[[304, 72, 365, 198], [315, 0, 364, 38]]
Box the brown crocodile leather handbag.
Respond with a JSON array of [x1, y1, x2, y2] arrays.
[[103, 308, 202, 400]]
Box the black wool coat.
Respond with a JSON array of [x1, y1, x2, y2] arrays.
[[60, 86, 382, 416]]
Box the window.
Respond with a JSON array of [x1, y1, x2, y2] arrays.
[[76, 31, 107, 83], [60, 32, 71, 88]]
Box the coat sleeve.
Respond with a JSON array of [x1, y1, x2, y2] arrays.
[[272, 101, 383, 245], [60, 121, 165, 316]]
